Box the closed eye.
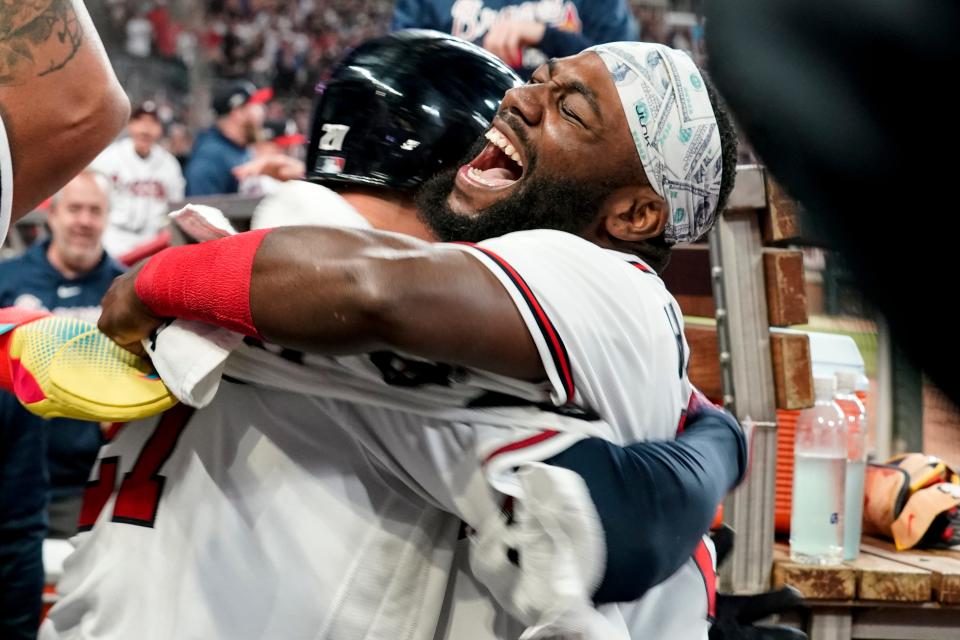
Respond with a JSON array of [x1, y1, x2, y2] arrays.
[[560, 99, 583, 125]]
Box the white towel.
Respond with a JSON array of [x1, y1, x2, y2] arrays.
[[145, 319, 243, 408], [143, 203, 244, 407], [168, 202, 239, 240]]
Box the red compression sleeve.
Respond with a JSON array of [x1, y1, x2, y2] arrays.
[[134, 229, 273, 338]]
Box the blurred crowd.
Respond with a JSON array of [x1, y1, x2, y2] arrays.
[[201, 0, 394, 95]]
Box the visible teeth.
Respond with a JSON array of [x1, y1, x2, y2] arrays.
[[467, 167, 493, 186], [484, 129, 523, 170]]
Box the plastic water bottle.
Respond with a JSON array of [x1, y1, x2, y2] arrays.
[[790, 375, 847, 565], [835, 371, 867, 560]]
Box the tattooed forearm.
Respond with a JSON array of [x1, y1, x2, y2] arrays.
[[0, 0, 83, 86]]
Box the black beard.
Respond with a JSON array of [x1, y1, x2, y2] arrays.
[[415, 166, 613, 243]]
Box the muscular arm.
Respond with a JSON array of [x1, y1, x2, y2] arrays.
[[252, 227, 544, 379], [0, 1, 130, 220], [102, 225, 544, 380]]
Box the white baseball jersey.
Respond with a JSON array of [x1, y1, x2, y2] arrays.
[[43, 187, 716, 639], [0, 111, 13, 246], [90, 138, 185, 257], [249, 180, 369, 230]]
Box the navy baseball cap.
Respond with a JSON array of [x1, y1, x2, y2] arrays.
[[213, 82, 273, 116]]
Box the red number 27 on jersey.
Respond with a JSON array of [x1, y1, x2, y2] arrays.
[[78, 404, 194, 531]]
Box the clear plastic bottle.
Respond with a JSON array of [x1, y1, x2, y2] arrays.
[[835, 371, 867, 560], [790, 375, 847, 565]]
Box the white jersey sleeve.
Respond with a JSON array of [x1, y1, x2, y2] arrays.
[[250, 181, 371, 230], [448, 229, 692, 446], [0, 111, 13, 246]]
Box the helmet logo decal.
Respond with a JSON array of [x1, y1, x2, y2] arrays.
[[316, 156, 346, 174], [319, 124, 350, 151]]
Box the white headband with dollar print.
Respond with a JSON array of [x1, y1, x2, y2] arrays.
[[587, 42, 722, 244]]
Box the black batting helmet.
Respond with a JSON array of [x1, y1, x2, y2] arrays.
[[306, 30, 521, 191]]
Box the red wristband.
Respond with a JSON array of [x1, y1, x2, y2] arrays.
[[134, 229, 273, 338]]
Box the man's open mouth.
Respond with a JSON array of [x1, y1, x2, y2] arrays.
[[459, 126, 525, 190]]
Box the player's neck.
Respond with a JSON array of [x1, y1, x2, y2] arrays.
[[340, 189, 434, 241]]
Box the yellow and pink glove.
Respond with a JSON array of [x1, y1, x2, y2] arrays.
[[0, 307, 176, 421]]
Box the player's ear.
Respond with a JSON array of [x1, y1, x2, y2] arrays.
[[600, 185, 667, 243]]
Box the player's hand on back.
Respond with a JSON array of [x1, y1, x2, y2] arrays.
[[98, 264, 162, 356]]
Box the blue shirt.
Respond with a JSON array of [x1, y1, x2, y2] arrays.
[[0, 241, 125, 499], [392, 0, 638, 77], [184, 126, 251, 196]]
